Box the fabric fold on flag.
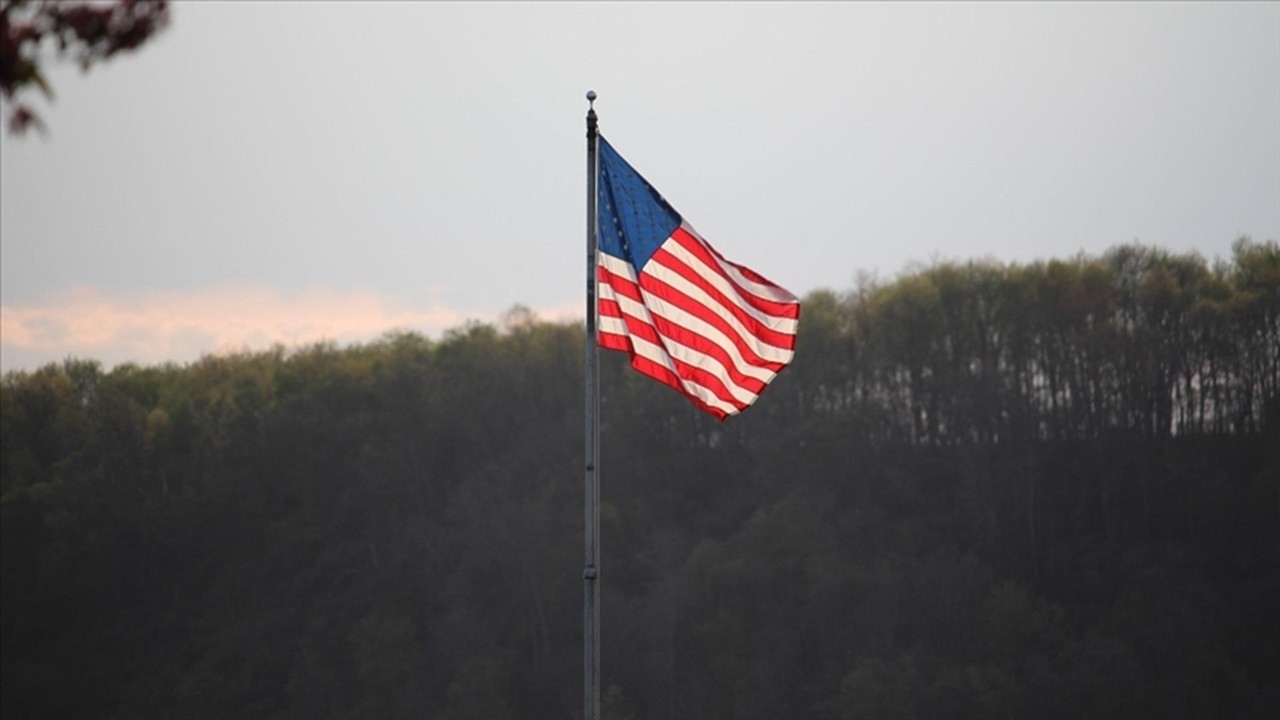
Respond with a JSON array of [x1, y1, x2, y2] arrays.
[[596, 136, 800, 420]]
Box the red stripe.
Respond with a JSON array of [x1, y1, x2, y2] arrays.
[[625, 353, 731, 420], [666, 354, 747, 412], [595, 231, 799, 420], [598, 264, 643, 303], [602, 260, 781, 383], [648, 316, 768, 394], [649, 247, 798, 352], [638, 271, 792, 369], [599, 325, 748, 418], [601, 253, 786, 391], [608, 304, 768, 398], [601, 296, 761, 405], [599, 277, 761, 411], [619, 268, 780, 374], [598, 329, 631, 353], [669, 228, 800, 319], [598, 297, 624, 320]]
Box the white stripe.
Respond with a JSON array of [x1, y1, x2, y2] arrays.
[[598, 275, 620, 304], [646, 256, 799, 357], [598, 252, 639, 283], [656, 241, 799, 335], [623, 333, 746, 415], [598, 247, 789, 416], [603, 242, 797, 357], [598, 314, 628, 336], [608, 293, 772, 404], [602, 273, 764, 407], [600, 317, 744, 416], [681, 223, 800, 304], [602, 250, 790, 379], [661, 236, 800, 330], [602, 247, 796, 342], [614, 288, 779, 383]]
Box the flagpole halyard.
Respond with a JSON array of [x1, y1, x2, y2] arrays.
[[583, 89, 602, 720]]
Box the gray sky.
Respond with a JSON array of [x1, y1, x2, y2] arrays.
[[3, 2, 1278, 372]]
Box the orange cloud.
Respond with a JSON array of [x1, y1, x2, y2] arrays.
[[1, 287, 582, 372]]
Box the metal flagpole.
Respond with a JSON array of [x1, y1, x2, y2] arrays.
[[583, 89, 602, 720]]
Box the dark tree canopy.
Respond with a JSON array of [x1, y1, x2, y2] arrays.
[[0, 0, 169, 134], [2, 241, 1277, 718]]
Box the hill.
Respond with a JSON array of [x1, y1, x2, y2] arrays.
[[3, 241, 1277, 718]]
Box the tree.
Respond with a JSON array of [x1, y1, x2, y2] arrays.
[[0, 0, 169, 134], [3, 243, 1276, 718]]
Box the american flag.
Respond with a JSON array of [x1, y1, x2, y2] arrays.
[[595, 137, 800, 420]]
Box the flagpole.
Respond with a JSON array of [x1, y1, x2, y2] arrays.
[[583, 89, 602, 720]]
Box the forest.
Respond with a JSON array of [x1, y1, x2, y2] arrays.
[[2, 239, 1278, 719]]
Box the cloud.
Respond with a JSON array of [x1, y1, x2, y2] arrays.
[[1, 287, 582, 372]]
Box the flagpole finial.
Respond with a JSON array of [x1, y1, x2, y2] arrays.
[[586, 90, 598, 138]]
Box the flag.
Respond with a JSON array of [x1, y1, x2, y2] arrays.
[[595, 137, 800, 420]]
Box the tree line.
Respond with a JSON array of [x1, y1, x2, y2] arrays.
[[2, 240, 1277, 718], [788, 237, 1278, 442]]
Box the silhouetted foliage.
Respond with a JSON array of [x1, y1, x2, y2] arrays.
[[2, 241, 1277, 718], [0, 0, 170, 134]]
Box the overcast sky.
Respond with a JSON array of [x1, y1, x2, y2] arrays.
[[2, 2, 1278, 372]]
